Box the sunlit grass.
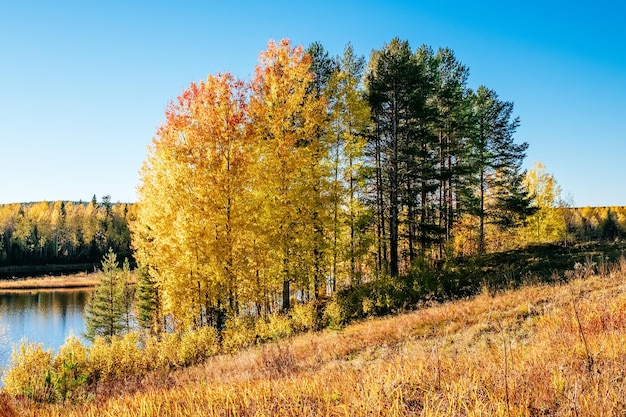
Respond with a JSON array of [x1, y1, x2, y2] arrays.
[[5, 264, 626, 415], [0, 271, 139, 291], [0, 272, 99, 291]]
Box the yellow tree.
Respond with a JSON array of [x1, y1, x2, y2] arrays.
[[522, 161, 566, 243], [133, 73, 254, 329], [326, 44, 372, 289], [249, 39, 329, 310]]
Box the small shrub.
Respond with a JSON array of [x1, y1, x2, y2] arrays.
[[2, 341, 54, 402], [257, 313, 292, 342], [290, 302, 317, 332], [88, 332, 143, 381], [323, 298, 346, 329], [222, 315, 257, 352], [112, 332, 145, 376], [362, 296, 376, 316], [53, 335, 90, 402], [150, 331, 181, 369], [177, 327, 219, 366]]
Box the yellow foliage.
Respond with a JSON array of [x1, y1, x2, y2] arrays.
[[221, 315, 257, 353], [133, 72, 257, 327], [53, 335, 88, 374], [88, 333, 144, 381], [521, 161, 566, 244], [2, 341, 54, 401], [177, 327, 219, 366], [256, 313, 293, 342], [290, 302, 318, 332]]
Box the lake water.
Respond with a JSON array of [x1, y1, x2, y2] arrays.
[[0, 289, 91, 373]]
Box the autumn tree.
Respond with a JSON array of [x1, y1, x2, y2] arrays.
[[249, 39, 329, 310], [522, 161, 565, 243], [133, 72, 254, 328]]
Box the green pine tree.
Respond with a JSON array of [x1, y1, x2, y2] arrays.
[[134, 266, 159, 333], [83, 248, 128, 341]]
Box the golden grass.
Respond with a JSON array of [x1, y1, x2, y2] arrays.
[[6, 270, 626, 416], [0, 272, 136, 291]]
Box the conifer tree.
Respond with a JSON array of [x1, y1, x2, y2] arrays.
[[432, 47, 473, 254], [134, 266, 160, 333], [469, 86, 533, 253], [366, 38, 437, 275], [84, 249, 128, 341], [326, 43, 372, 288]]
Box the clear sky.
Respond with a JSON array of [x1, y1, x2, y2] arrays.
[[1, 0, 624, 206]]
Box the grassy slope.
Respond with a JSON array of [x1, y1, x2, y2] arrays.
[[5, 260, 626, 416]]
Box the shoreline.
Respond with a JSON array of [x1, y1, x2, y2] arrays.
[[0, 273, 99, 291]]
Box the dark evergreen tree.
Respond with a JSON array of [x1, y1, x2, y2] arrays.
[[83, 248, 130, 341], [366, 38, 416, 277], [431, 47, 473, 254], [135, 266, 160, 334], [306, 41, 336, 97], [469, 86, 533, 253], [366, 39, 439, 275]]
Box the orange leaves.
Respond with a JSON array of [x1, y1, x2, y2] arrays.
[[135, 70, 256, 327], [133, 38, 331, 324]]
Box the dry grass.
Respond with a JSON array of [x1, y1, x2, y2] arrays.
[[5, 268, 626, 416], [0, 272, 136, 291]]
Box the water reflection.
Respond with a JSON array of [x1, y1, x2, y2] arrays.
[[0, 289, 91, 371]]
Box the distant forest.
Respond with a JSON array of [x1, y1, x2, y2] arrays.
[[0, 199, 623, 271], [0, 196, 133, 274]]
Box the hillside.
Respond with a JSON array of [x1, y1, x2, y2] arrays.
[[4, 261, 626, 416]]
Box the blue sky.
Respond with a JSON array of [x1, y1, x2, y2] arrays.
[[1, 1, 624, 206]]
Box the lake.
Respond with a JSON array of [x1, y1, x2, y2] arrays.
[[0, 289, 91, 373]]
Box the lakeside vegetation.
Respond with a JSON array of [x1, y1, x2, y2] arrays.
[[2, 256, 626, 416]]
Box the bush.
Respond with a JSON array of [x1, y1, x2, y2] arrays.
[[290, 302, 317, 332], [256, 313, 293, 342], [221, 315, 257, 352], [177, 327, 219, 366], [2, 341, 54, 402], [88, 332, 144, 382], [323, 298, 347, 329], [52, 335, 90, 402], [3, 327, 221, 404], [144, 332, 178, 369]]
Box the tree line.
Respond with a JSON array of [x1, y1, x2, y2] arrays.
[[0, 197, 133, 272]]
